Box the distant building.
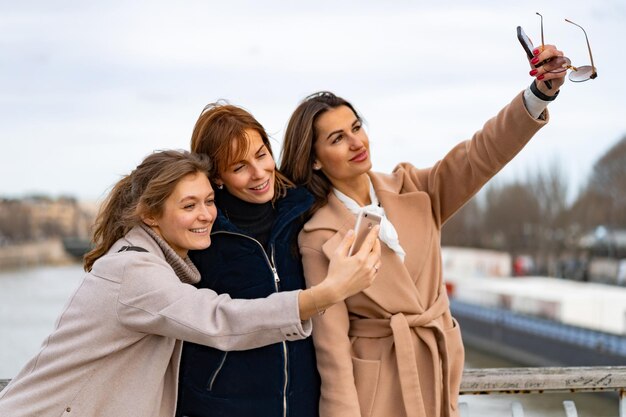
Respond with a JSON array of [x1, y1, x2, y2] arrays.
[[0, 196, 97, 243]]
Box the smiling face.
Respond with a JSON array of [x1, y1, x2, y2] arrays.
[[313, 105, 371, 187], [147, 172, 216, 258], [216, 128, 276, 204]]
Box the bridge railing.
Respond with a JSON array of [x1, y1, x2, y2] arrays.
[[2, 366, 625, 416], [460, 366, 626, 417]]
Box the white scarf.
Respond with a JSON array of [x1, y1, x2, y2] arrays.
[[333, 180, 406, 262]]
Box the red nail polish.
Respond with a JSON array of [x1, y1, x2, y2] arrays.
[[537, 74, 545, 80], [531, 57, 540, 65], [533, 48, 540, 56], [530, 69, 538, 76]]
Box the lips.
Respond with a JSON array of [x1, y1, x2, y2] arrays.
[[249, 180, 270, 191], [350, 150, 368, 162]]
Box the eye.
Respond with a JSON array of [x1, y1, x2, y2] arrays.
[[183, 203, 195, 210], [233, 164, 245, 173], [205, 198, 215, 206], [353, 123, 361, 132], [331, 134, 343, 145], [257, 152, 267, 159]]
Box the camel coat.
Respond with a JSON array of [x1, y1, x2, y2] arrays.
[[298, 92, 548, 417], [0, 226, 310, 417]]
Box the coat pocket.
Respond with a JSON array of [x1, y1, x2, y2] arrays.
[[352, 356, 381, 417], [207, 352, 228, 391], [443, 318, 465, 411]]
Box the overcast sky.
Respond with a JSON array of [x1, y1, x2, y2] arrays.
[[1, 0, 624, 202]]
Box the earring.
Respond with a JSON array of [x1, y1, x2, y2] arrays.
[[152, 222, 158, 227], [313, 163, 321, 171], [216, 184, 224, 190]]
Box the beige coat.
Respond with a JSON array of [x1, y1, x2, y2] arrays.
[[299, 92, 548, 417], [0, 226, 310, 417]]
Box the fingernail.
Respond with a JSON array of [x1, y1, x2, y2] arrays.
[[537, 74, 545, 80], [346, 229, 354, 236], [533, 48, 540, 56], [529, 69, 538, 76], [531, 57, 540, 65]]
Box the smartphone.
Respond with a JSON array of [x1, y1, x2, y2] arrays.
[[516, 26, 552, 90], [348, 211, 382, 256]]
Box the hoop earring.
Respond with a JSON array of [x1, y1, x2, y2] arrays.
[[216, 184, 224, 190]]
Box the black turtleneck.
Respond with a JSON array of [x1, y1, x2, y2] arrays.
[[216, 187, 276, 248]]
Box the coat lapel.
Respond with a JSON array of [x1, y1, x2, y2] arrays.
[[304, 173, 430, 313]]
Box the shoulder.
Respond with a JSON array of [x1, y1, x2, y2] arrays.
[[368, 165, 421, 195], [278, 186, 314, 212], [90, 227, 171, 283]]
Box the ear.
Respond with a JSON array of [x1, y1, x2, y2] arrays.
[[141, 214, 158, 228], [213, 177, 224, 190]]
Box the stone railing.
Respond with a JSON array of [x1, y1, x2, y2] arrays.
[[2, 366, 625, 416], [460, 366, 626, 417]]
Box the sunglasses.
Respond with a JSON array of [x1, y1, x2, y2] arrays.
[[536, 12, 598, 82]]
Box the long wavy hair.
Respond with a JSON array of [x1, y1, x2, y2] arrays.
[[190, 101, 294, 202], [83, 150, 211, 271], [280, 91, 362, 213]]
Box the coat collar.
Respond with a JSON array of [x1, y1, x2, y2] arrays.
[[213, 186, 314, 240], [303, 170, 404, 234]]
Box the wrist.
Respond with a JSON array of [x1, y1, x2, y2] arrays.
[[530, 80, 559, 101], [312, 280, 340, 309]]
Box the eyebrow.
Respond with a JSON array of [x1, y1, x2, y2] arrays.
[[180, 191, 214, 202], [325, 119, 360, 141], [232, 144, 267, 166], [254, 144, 266, 155]]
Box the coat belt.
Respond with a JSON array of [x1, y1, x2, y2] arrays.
[[348, 291, 452, 417]]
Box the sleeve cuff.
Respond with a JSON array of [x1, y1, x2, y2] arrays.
[[523, 82, 558, 119], [279, 290, 312, 340]]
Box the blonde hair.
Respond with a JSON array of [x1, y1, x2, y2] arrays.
[[83, 150, 211, 271]]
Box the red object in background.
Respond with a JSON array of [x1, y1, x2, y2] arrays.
[[445, 281, 455, 298]]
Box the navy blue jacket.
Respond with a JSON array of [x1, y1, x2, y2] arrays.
[[176, 187, 319, 417]]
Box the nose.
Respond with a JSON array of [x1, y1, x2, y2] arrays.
[[347, 133, 365, 150], [198, 203, 215, 222], [249, 161, 265, 179]]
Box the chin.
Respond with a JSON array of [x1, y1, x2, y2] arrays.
[[190, 237, 212, 251]]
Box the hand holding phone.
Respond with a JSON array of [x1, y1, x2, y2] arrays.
[[349, 211, 382, 256], [517, 26, 553, 90]]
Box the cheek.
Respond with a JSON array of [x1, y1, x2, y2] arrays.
[[221, 173, 247, 190]]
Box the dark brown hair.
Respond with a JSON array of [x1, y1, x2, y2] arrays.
[[83, 150, 211, 271], [280, 91, 361, 212], [190, 101, 293, 202]]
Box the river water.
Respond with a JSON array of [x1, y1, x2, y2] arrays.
[[0, 265, 619, 416]]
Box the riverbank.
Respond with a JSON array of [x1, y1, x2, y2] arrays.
[[0, 239, 75, 269]]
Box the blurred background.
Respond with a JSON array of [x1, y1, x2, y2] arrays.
[[1, 1, 624, 415]]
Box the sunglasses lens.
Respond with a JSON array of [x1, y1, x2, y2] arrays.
[[545, 56, 571, 74], [569, 65, 596, 82]]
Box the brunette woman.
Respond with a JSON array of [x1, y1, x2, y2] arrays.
[[176, 103, 381, 417], [280, 46, 568, 417]]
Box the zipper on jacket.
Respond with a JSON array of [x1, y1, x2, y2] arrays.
[[270, 244, 280, 291], [271, 243, 289, 417], [212, 232, 289, 415], [282, 341, 289, 417], [207, 352, 228, 391]]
